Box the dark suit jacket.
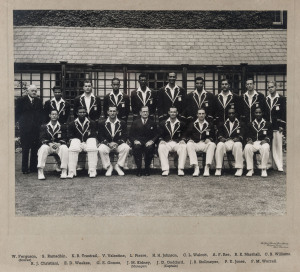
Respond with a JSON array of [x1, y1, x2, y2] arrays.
[[73, 94, 102, 121], [39, 122, 68, 146], [43, 99, 70, 124], [158, 119, 186, 143], [265, 94, 286, 131], [157, 85, 186, 121], [103, 92, 130, 122], [129, 118, 158, 145], [246, 119, 273, 143], [217, 118, 244, 142], [97, 119, 128, 145], [240, 92, 266, 123], [68, 118, 97, 142], [184, 120, 215, 143]]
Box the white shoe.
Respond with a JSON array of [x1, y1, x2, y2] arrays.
[[178, 169, 184, 176], [105, 164, 113, 176], [60, 169, 67, 179], [193, 166, 199, 177], [162, 171, 169, 176], [203, 165, 210, 177], [278, 168, 283, 172], [54, 163, 62, 172], [114, 164, 125, 176], [76, 166, 84, 171], [38, 168, 45, 180], [89, 170, 97, 178], [246, 169, 254, 177], [67, 171, 75, 179], [215, 169, 221, 176], [261, 169, 268, 177], [235, 168, 243, 177]]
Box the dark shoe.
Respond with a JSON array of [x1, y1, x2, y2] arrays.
[[136, 170, 142, 177], [144, 169, 150, 176], [22, 171, 30, 174], [30, 168, 37, 173]]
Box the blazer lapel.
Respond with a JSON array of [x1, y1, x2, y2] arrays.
[[90, 96, 96, 110], [105, 122, 113, 137], [165, 121, 172, 138], [243, 94, 250, 108], [80, 96, 86, 108], [137, 91, 144, 105]]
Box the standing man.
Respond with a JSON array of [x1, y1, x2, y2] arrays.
[[103, 78, 130, 123], [98, 106, 130, 176], [265, 81, 286, 172], [15, 84, 43, 174], [37, 109, 69, 180], [157, 107, 187, 176], [67, 106, 98, 178], [43, 86, 70, 124], [244, 108, 273, 177], [129, 106, 158, 176], [240, 78, 265, 124], [185, 108, 216, 177], [185, 76, 215, 123], [131, 73, 158, 120], [214, 79, 240, 125], [215, 108, 244, 177], [157, 72, 186, 122]]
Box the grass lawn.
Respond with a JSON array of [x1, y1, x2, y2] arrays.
[[15, 153, 286, 216]]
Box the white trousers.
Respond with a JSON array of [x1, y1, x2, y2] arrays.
[[98, 143, 130, 169], [158, 141, 187, 171], [244, 141, 270, 170], [37, 144, 69, 169], [272, 131, 283, 170], [187, 141, 216, 166], [215, 140, 243, 169], [68, 138, 98, 174]]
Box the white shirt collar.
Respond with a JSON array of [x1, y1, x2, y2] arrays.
[[195, 119, 208, 126], [27, 95, 33, 102], [267, 92, 279, 99], [137, 87, 151, 93], [110, 90, 123, 96], [254, 118, 266, 126], [193, 89, 207, 94], [166, 83, 179, 91], [245, 90, 258, 97], [220, 90, 232, 97], [106, 117, 120, 124], [47, 121, 60, 130], [81, 93, 95, 98], [167, 117, 179, 124], [75, 117, 89, 127]]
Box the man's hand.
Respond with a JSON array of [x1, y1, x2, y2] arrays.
[[179, 140, 185, 145], [247, 140, 253, 145], [279, 127, 284, 133], [233, 137, 240, 142], [134, 140, 141, 145], [160, 140, 166, 145], [219, 137, 226, 143], [108, 142, 118, 150], [205, 139, 211, 144], [145, 140, 154, 147], [260, 140, 267, 145]]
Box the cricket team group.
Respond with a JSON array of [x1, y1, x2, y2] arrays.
[[15, 72, 286, 180]]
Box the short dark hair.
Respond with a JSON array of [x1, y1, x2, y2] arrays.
[[52, 86, 62, 92], [195, 77, 204, 83], [168, 72, 177, 77], [139, 73, 148, 80], [83, 80, 92, 86], [198, 107, 206, 114], [108, 106, 118, 111], [221, 78, 229, 84], [246, 78, 254, 83], [77, 106, 87, 112], [49, 109, 59, 114], [227, 108, 236, 114], [111, 77, 120, 84], [140, 106, 149, 112], [169, 107, 178, 112]]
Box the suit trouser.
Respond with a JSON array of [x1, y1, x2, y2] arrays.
[[158, 141, 187, 171], [244, 141, 270, 170], [68, 138, 98, 174], [215, 140, 243, 169], [187, 141, 216, 166], [20, 132, 39, 172], [272, 131, 283, 170], [132, 144, 155, 170], [37, 144, 69, 169], [98, 143, 130, 169]]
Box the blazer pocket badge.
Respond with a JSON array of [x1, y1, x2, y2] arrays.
[[256, 103, 259, 107], [263, 130, 267, 135], [94, 106, 97, 110], [178, 97, 182, 101], [57, 133, 61, 138], [205, 102, 208, 107], [237, 129, 240, 133], [206, 131, 210, 135], [276, 105, 280, 111], [121, 103, 125, 108]]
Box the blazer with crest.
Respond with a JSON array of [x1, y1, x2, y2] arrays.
[[68, 118, 97, 143], [103, 92, 130, 122], [129, 118, 158, 145], [130, 88, 158, 119], [43, 98, 71, 124], [97, 119, 128, 145], [185, 90, 215, 122], [245, 119, 273, 143], [264, 94, 286, 131], [240, 92, 266, 124], [158, 119, 186, 143], [73, 94, 102, 121], [39, 121, 68, 146], [184, 120, 216, 143], [157, 85, 186, 121], [217, 118, 244, 142]]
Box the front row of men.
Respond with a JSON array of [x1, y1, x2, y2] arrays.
[[37, 105, 274, 180]]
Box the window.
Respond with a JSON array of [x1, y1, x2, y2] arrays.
[[273, 11, 283, 25]]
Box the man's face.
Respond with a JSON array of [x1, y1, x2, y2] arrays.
[[140, 107, 149, 119], [228, 109, 236, 121], [108, 107, 117, 119], [197, 109, 206, 121], [111, 80, 120, 92], [53, 89, 62, 100], [168, 108, 178, 119], [49, 111, 59, 121], [27, 87, 38, 98], [221, 80, 229, 92], [246, 80, 254, 92], [83, 82, 92, 94], [195, 79, 204, 91], [77, 109, 87, 119], [267, 82, 276, 96], [139, 76, 147, 88], [255, 108, 263, 120], [168, 72, 177, 85]]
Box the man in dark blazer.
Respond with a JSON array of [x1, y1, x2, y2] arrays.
[[98, 106, 130, 176], [15, 84, 43, 174], [43, 86, 70, 124], [129, 106, 158, 176], [157, 72, 186, 122], [131, 73, 158, 120], [244, 107, 273, 177], [103, 78, 130, 123]]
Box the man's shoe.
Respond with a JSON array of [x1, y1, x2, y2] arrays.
[[136, 169, 142, 177], [54, 163, 62, 172], [235, 168, 243, 177], [162, 171, 169, 176], [203, 165, 210, 177], [261, 169, 268, 177], [178, 169, 184, 176], [278, 168, 284, 172], [114, 164, 125, 176], [89, 170, 97, 178], [193, 166, 200, 177], [144, 168, 150, 176], [246, 169, 254, 177], [215, 169, 221, 176], [67, 171, 75, 179], [60, 169, 67, 179], [105, 164, 113, 176], [38, 168, 45, 180]]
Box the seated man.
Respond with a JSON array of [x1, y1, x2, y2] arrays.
[[244, 107, 273, 177], [215, 108, 244, 177], [157, 107, 187, 176], [67, 106, 98, 178], [37, 109, 68, 180], [98, 106, 130, 176], [129, 106, 158, 176], [185, 108, 216, 177]]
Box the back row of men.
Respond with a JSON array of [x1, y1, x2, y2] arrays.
[[15, 72, 286, 179]]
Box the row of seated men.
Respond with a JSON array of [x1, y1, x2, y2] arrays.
[[15, 73, 286, 178]]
